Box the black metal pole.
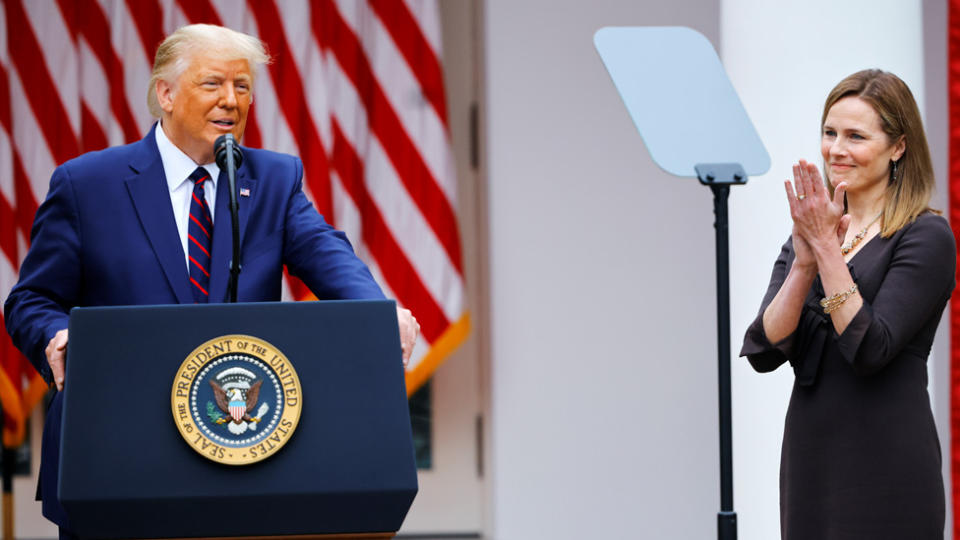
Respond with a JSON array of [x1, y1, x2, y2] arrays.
[[226, 138, 240, 304], [711, 183, 737, 540], [215, 133, 243, 304]]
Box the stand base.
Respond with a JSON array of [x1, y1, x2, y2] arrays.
[[159, 533, 395, 540], [718, 511, 737, 540]]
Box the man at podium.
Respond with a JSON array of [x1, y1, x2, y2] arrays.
[[4, 24, 419, 538]]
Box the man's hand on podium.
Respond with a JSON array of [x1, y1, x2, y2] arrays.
[[41, 308, 417, 389], [46, 328, 68, 391], [396, 307, 420, 366]]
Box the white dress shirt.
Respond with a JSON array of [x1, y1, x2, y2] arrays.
[[154, 122, 220, 272]]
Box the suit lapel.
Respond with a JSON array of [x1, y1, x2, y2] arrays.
[[208, 166, 256, 303], [125, 128, 193, 304]]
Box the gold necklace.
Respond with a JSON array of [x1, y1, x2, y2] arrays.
[[841, 213, 882, 255]]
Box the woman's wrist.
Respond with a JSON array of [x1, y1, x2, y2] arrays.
[[808, 235, 841, 259], [790, 258, 817, 276]]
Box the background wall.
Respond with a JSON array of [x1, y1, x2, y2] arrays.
[[486, 0, 949, 539], [922, 6, 952, 536], [485, 1, 723, 538]]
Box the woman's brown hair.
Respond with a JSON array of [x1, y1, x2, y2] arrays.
[[822, 69, 935, 236]]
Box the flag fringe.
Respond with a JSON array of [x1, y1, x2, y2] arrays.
[[405, 312, 471, 396], [0, 367, 45, 448], [0, 370, 24, 448]]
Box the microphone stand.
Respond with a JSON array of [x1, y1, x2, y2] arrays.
[[215, 134, 242, 303]]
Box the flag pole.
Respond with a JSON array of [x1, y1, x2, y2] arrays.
[[0, 405, 12, 540]]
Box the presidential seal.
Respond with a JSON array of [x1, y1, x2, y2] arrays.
[[171, 335, 302, 465]]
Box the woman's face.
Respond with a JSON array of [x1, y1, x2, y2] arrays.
[[820, 96, 905, 196]]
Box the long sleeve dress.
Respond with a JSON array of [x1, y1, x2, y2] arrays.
[[740, 212, 956, 540]]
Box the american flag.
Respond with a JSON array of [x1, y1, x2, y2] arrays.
[[0, 0, 468, 447]]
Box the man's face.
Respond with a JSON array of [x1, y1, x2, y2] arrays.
[[157, 52, 252, 164]]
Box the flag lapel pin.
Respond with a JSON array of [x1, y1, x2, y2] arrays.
[[240, 188, 251, 197]]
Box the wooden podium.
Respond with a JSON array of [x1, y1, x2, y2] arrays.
[[57, 301, 418, 539]]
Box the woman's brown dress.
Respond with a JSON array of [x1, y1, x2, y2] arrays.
[[741, 213, 955, 539]]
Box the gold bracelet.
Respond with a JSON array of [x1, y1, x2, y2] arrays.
[[820, 284, 858, 314]]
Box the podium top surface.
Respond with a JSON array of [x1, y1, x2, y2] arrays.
[[594, 26, 770, 178]]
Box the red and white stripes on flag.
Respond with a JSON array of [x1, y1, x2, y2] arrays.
[[0, 0, 469, 440], [950, 2, 960, 537]]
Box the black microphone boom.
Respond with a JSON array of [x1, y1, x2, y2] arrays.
[[213, 134, 243, 303]]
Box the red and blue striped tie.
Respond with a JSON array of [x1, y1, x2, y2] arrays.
[[188, 167, 213, 303]]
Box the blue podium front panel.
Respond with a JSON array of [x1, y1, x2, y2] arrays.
[[60, 300, 417, 539]]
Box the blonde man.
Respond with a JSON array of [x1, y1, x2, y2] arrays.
[[5, 24, 417, 537]]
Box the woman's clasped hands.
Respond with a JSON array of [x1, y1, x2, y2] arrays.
[[784, 159, 850, 268]]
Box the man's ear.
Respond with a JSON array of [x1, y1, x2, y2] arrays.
[[157, 79, 175, 114]]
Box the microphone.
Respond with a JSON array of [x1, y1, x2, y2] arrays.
[[213, 134, 243, 303], [214, 134, 244, 170]]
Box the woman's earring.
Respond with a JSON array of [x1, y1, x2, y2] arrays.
[[891, 160, 898, 182]]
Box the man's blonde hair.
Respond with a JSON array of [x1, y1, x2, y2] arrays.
[[147, 24, 270, 117]]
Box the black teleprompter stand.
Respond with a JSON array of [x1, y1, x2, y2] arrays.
[[595, 26, 771, 540], [696, 163, 747, 540]]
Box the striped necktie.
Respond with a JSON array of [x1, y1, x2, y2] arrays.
[[188, 167, 213, 303]]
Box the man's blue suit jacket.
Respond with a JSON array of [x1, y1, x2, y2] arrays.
[[3, 125, 385, 527]]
